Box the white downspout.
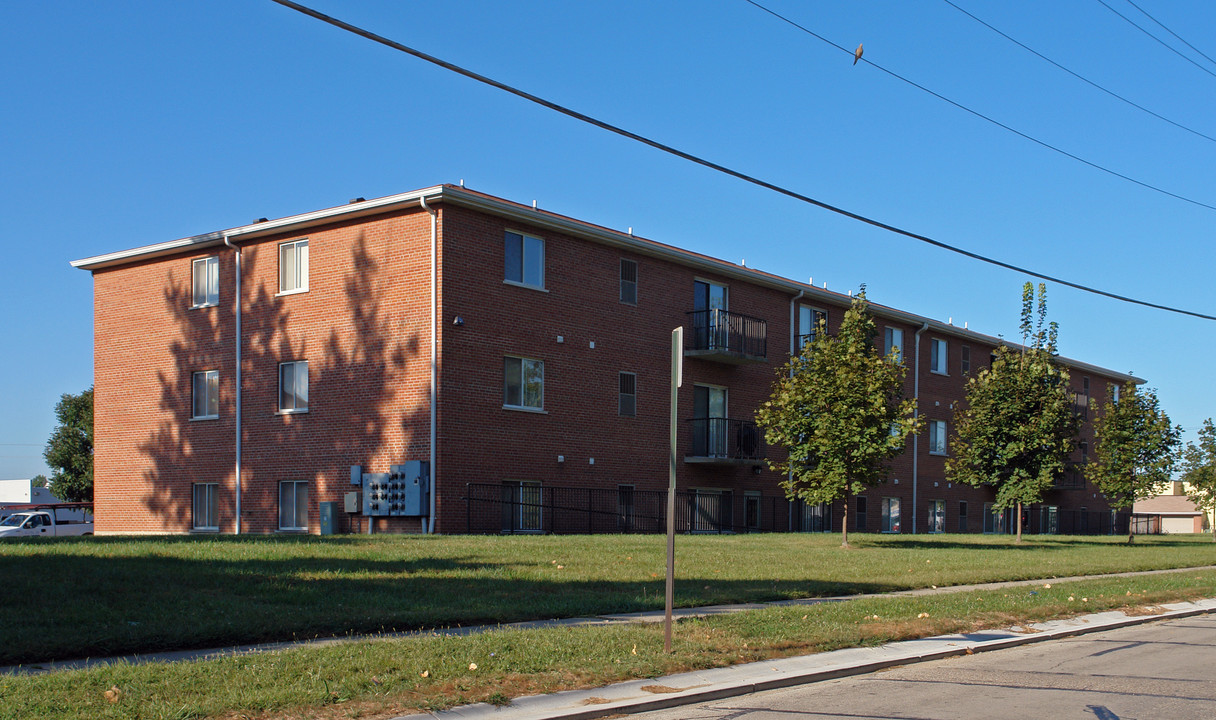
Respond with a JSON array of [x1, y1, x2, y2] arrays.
[[223, 234, 243, 535], [911, 322, 929, 534], [789, 290, 804, 531], [421, 196, 438, 534]]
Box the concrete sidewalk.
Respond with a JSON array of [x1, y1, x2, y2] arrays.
[[4, 565, 1213, 675], [395, 597, 1216, 720]]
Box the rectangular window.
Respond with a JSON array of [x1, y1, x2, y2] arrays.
[[745, 491, 761, 531], [502, 481, 543, 533], [797, 305, 826, 350], [855, 495, 867, 532], [618, 485, 635, 531], [884, 327, 904, 363], [192, 370, 219, 419], [928, 420, 947, 455], [928, 499, 945, 533], [278, 480, 308, 531], [278, 361, 309, 413], [1040, 505, 1059, 534], [692, 385, 728, 457], [1110, 383, 1121, 403], [881, 497, 901, 533], [504, 357, 544, 410], [279, 239, 309, 294], [618, 372, 637, 417], [930, 338, 948, 374], [983, 503, 1006, 534], [959, 500, 968, 532], [192, 256, 219, 308], [192, 483, 218, 530], [504, 231, 545, 289], [620, 259, 638, 304], [961, 345, 971, 374], [1080, 440, 1089, 464]]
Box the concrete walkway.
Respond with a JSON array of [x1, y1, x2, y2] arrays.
[[396, 598, 1216, 720], [4, 565, 1214, 676]]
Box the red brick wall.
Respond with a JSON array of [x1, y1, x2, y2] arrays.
[[90, 196, 1128, 535]]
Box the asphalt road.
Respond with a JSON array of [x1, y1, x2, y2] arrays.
[[627, 614, 1216, 720]]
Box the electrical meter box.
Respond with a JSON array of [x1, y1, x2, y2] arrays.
[[360, 461, 429, 517]]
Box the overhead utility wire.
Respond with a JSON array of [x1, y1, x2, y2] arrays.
[[1095, 0, 1216, 79], [942, 0, 1216, 144], [1123, 0, 1216, 70], [741, 0, 1216, 213], [266, 0, 1216, 322]]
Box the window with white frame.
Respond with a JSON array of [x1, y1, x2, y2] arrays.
[[928, 499, 945, 533], [797, 305, 826, 350], [504, 356, 544, 410], [620, 259, 638, 304], [278, 361, 308, 413], [192, 256, 218, 308], [928, 420, 947, 455], [930, 338, 948, 374], [881, 497, 901, 533], [192, 483, 218, 530], [279, 480, 308, 531], [618, 371, 636, 417], [192, 370, 219, 419], [279, 239, 309, 294], [504, 231, 544, 289], [884, 327, 904, 363]]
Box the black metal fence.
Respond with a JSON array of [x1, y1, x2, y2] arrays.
[[686, 309, 767, 359], [467, 483, 1133, 536], [466, 483, 831, 535]]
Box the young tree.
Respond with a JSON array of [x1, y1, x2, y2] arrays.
[[1182, 418, 1216, 542], [1085, 384, 1181, 543], [947, 283, 1079, 543], [756, 288, 920, 548], [43, 388, 94, 503], [31, 474, 49, 488]]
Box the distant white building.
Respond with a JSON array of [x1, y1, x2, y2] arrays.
[[0, 479, 69, 521]]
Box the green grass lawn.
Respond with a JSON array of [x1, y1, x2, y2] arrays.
[[3, 569, 1214, 720], [3, 532, 1213, 667]]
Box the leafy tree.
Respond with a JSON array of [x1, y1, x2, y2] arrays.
[[30, 474, 48, 488], [43, 388, 94, 503], [756, 288, 920, 547], [947, 283, 1079, 543], [1085, 384, 1181, 543], [1182, 418, 1216, 542]]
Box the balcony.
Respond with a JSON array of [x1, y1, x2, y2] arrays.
[[685, 417, 765, 464], [1073, 392, 1089, 420], [685, 309, 767, 364]]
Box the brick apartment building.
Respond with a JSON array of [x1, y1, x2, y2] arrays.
[[72, 184, 1137, 536]]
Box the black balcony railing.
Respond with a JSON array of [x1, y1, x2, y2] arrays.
[[686, 417, 765, 462], [685, 309, 767, 362]]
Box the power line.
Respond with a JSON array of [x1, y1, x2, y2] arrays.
[[1123, 0, 1216, 70], [741, 0, 1216, 213], [942, 0, 1216, 145], [1094, 0, 1216, 79], [265, 0, 1216, 322]]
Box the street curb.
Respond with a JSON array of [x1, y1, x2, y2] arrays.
[[393, 598, 1216, 720]]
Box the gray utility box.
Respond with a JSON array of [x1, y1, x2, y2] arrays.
[[361, 461, 430, 517], [319, 502, 339, 535]]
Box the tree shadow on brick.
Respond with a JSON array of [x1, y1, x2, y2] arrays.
[[138, 231, 428, 532]]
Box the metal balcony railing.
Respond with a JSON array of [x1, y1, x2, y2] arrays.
[[685, 309, 767, 363], [685, 417, 765, 463]]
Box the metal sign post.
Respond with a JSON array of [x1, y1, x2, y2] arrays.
[[665, 327, 683, 653]]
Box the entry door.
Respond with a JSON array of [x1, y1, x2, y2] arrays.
[[694, 281, 729, 349], [694, 385, 728, 457]]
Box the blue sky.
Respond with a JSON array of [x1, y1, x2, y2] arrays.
[[2, 1, 1214, 480]]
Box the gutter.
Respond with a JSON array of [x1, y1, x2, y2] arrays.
[[222, 234, 243, 535], [911, 322, 929, 534], [420, 196, 438, 534]]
